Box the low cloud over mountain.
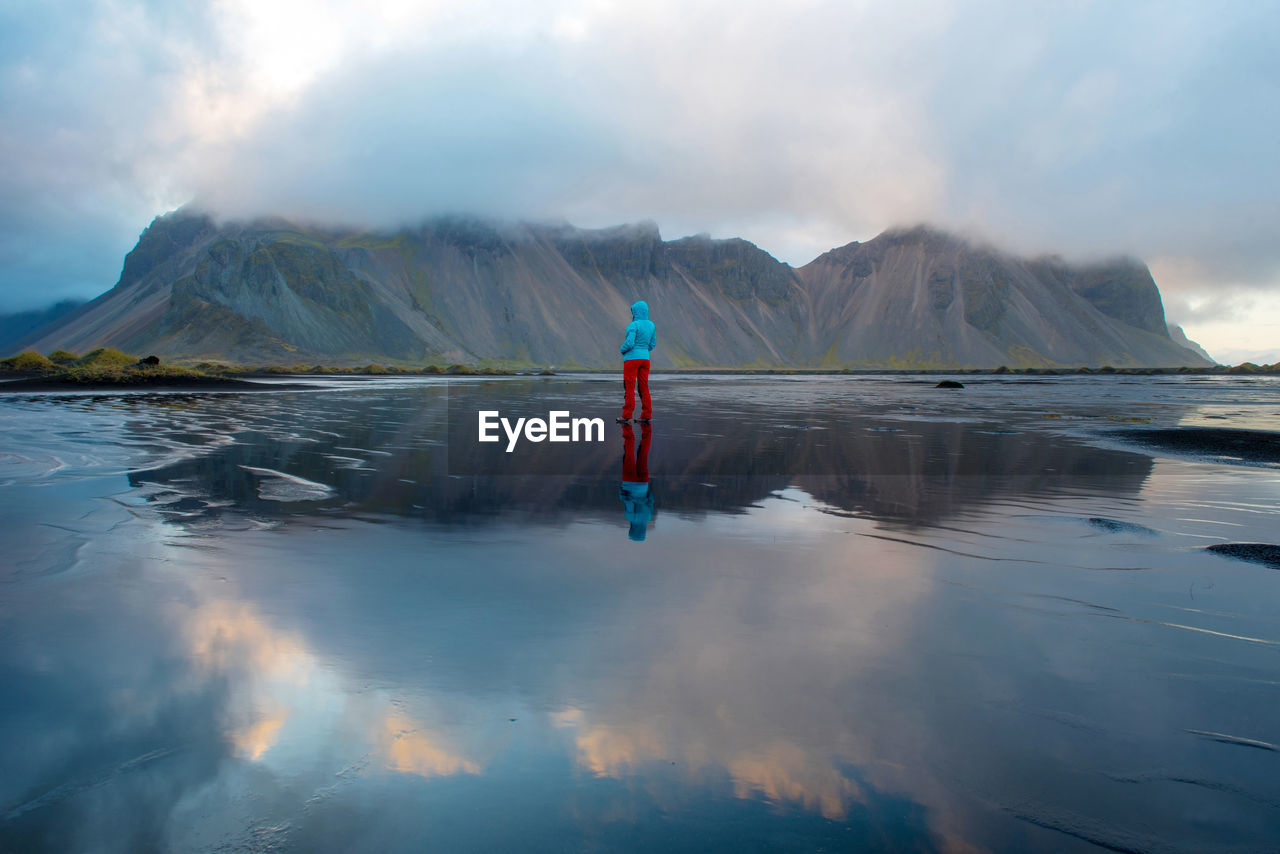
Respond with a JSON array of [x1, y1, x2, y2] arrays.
[[17, 210, 1211, 369]]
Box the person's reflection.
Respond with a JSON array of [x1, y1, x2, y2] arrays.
[[619, 423, 654, 541]]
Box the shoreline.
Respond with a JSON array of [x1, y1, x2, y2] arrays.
[[3, 366, 1278, 393], [0, 375, 313, 393]]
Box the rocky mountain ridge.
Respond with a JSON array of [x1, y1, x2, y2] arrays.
[[16, 210, 1214, 368], [0, 299, 85, 352]]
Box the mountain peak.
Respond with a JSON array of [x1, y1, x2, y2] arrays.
[[13, 212, 1213, 369], [1167, 323, 1215, 363], [879, 223, 969, 245]]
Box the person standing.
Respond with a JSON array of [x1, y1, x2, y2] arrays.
[[617, 300, 656, 424]]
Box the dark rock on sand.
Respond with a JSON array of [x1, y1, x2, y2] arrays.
[[1206, 543, 1280, 569], [1115, 428, 1280, 464], [1088, 517, 1159, 536]]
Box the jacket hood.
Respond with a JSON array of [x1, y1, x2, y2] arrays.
[[630, 300, 649, 321]]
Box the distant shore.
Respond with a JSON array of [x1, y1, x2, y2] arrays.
[[0, 374, 310, 393], [550, 364, 1280, 376], [0, 348, 317, 392], [2, 345, 1278, 391]]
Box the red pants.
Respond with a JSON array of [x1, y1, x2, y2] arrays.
[[621, 424, 651, 482], [622, 359, 651, 420]]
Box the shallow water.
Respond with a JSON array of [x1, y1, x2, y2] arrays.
[[2, 374, 1279, 853]]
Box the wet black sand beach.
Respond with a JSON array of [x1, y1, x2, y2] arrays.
[[2, 373, 1278, 853]]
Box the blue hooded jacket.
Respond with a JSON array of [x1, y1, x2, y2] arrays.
[[619, 482, 653, 541], [620, 301, 657, 361]]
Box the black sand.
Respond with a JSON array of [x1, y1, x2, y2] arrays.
[[1114, 427, 1280, 464], [1206, 543, 1280, 568]]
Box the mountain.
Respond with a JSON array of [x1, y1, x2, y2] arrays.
[[0, 299, 85, 352], [14, 209, 1213, 369], [796, 227, 1209, 368], [1167, 323, 1215, 363]]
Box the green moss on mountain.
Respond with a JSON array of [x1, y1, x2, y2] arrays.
[[54, 363, 205, 383], [1, 350, 54, 371], [78, 347, 136, 368]]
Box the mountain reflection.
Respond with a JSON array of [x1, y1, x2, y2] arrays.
[[118, 381, 1153, 531], [6, 378, 1275, 852]]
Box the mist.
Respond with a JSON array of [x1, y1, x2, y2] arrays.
[[2, 0, 1278, 356]]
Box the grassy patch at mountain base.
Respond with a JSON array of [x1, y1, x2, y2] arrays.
[[1, 350, 54, 371], [40, 363, 210, 384], [77, 347, 138, 368], [1, 350, 245, 388]]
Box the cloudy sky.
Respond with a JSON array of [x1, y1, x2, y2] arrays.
[[2, 0, 1277, 361]]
